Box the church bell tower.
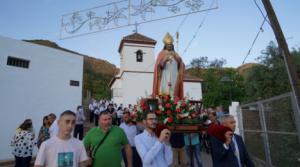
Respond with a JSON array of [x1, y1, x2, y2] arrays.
[[118, 32, 157, 73]]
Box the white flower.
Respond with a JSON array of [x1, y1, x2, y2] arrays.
[[163, 117, 169, 124], [137, 106, 142, 112], [179, 113, 189, 118]]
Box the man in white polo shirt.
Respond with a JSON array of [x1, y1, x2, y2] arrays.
[[120, 111, 141, 167]]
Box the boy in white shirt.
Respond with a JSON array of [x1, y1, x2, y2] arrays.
[[34, 110, 89, 167]]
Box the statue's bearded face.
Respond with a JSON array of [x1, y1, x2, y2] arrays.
[[165, 44, 174, 51]]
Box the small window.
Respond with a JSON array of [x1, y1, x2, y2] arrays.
[[136, 50, 143, 62], [70, 80, 80, 87], [7, 56, 30, 69]]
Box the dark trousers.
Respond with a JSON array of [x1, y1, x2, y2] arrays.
[[15, 156, 31, 167], [89, 111, 94, 123], [116, 118, 122, 126], [74, 124, 84, 140], [94, 114, 99, 126], [122, 147, 142, 167]]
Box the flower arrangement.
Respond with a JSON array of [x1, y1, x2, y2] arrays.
[[135, 95, 202, 125]]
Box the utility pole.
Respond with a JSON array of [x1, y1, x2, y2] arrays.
[[261, 0, 300, 112]]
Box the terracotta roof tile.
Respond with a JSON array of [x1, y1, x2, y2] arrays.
[[123, 32, 156, 43], [118, 32, 157, 52]]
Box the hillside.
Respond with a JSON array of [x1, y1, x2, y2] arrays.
[[24, 39, 118, 99], [237, 63, 257, 75]]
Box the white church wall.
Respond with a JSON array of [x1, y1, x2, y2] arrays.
[[184, 82, 202, 100], [122, 72, 153, 106], [0, 36, 83, 160], [111, 78, 123, 105], [121, 43, 155, 73]]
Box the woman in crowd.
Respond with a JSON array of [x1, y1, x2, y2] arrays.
[[37, 116, 50, 148], [11, 119, 35, 167]]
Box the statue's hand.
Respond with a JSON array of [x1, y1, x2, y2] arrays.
[[160, 56, 171, 68]]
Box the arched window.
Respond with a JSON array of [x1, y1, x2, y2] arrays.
[[136, 50, 143, 62]]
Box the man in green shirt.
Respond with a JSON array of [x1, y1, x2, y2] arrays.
[[84, 111, 132, 167]]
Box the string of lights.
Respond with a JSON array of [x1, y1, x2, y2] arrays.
[[60, 0, 218, 40]]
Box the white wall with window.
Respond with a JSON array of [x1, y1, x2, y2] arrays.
[[120, 43, 155, 73], [0, 36, 83, 161]]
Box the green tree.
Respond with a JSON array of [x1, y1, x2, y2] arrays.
[[83, 65, 113, 100], [209, 58, 227, 68], [190, 57, 209, 69], [202, 68, 244, 110], [243, 42, 300, 102]]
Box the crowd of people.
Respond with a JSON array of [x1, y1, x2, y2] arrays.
[[10, 98, 254, 167]]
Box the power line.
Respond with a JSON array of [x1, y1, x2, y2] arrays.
[[173, 12, 190, 52], [242, 0, 274, 64], [181, 0, 218, 57], [253, 0, 271, 26], [175, 14, 189, 35], [242, 15, 268, 64]]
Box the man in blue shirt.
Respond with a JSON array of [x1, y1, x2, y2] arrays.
[[134, 111, 173, 167]]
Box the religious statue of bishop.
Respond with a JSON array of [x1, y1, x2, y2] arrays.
[[152, 32, 185, 99]]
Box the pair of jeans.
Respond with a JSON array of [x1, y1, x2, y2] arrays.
[[15, 156, 32, 167], [74, 124, 84, 140], [171, 147, 188, 167], [186, 144, 203, 167], [94, 114, 99, 126], [89, 110, 94, 123], [122, 147, 142, 167]]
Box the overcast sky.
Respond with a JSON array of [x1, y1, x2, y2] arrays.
[[1, 0, 299, 68]]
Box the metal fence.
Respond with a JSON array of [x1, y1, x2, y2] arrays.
[[238, 92, 300, 167]]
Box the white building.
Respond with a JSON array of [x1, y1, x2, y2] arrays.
[[0, 36, 83, 161], [109, 32, 203, 106]]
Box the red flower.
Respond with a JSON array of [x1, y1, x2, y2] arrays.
[[131, 113, 136, 118], [165, 103, 171, 108], [141, 98, 146, 105], [174, 98, 179, 105], [164, 95, 169, 101], [175, 108, 181, 113], [167, 110, 172, 115], [181, 102, 186, 108], [141, 105, 147, 110], [167, 117, 173, 123], [156, 110, 162, 115]]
